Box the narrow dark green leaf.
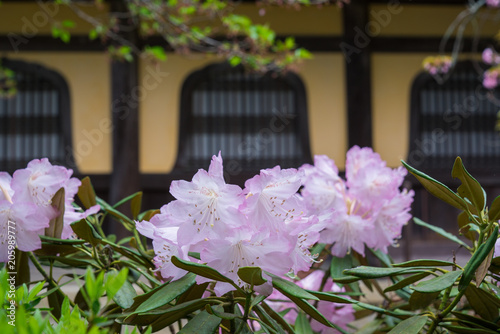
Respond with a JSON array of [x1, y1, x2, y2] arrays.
[[387, 315, 428, 334], [205, 305, 241, 320], [452, 157, 485, 212], [177, 282, 209, 305], [488, 195, 500, 221], [295, 312, 313, 334], [45, 188, 65, 239], [237, 267, 267, 286], [146, 299, 221, 331], [130, 191, 143, 220], [413, 270, 462, 293], [70, 219, 102, 247], [452, 311, 500, 331], [402, 160, 467, 210], [172, 256, 240, 290], [408, 291, 440, 310], [77, 177, 97, 209], [414, 218, 469, 248], [344, 266, 425, 279], [177, 309, 222, 334], [459, 225, 499, 290], [252, 305, 286, 334], [259, 302, 295, 334], [131, 273, 196, 314], [464, 285, 500, 321], [268, 273, 318, 300], [330, 254, 353, 279], [384, 272, 431, 293], [393, 259, 456, 267], [305, 290, 354, 304], [440, 324, 497, 334]]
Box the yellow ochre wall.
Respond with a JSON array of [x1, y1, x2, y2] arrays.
[[1, 2, 493, 172]]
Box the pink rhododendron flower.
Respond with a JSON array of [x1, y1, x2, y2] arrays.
[[1, 159, 101, 261], [136, 153, 320, 291], [242, 166, 305, 232], [0, 200, 49, 262], [300, 155, 343, 215], [301, 146, 413, 256], [10, 158, 99, 239], [168, 152, 245, 246], [200, 226, 293, 295]]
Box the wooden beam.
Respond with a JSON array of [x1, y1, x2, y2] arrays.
[[108, 0, 139, 235], [342, 0, 373, 148]]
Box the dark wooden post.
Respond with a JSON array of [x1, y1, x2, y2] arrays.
[[341, 0, 373, 148], [109, 0, 139, 235]]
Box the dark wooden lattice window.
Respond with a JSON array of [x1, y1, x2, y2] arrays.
[[175, 63, 312, 183], [0, 58, 75, 173], [408, 60, 500, 179]]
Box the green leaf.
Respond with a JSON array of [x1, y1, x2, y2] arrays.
[[130, 191, 142, 220], [488, 195, 500, 221], [452, 311, 500, 331], [344, 266, 425, 279], [62, 20, 75, 28], [177, 309, 222, 334], [413, 270, 462, 293], [171, 256, 239, 290], [330, 254, 354, 279], [45, 188, 65, 239], [402, 160, 467, 210], [229, 56, 241, 67], [77, 177, 97, 209], [268, 274, 318, 300], [408, 290, 439, 310], [295, 312, 314, 334], [464, 285, 500, 321], [384, 272, 431, 293], [393, 259, 456, 267], [70, 219, 102, 247], [113, 279, 136, 309], [132, 273, 196, 314], [413, 218, 469, 248], [440, 324, 498, 333], [452, 156, 485, 212], [237, 267, 267, 286], [459, 225, 499, 290], [259, 303, 295, 334], [387, 315, 428, 334], [105, 268, 129, 300]]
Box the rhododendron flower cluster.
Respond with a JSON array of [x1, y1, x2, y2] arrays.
[[0, 158, 99, 262], [300, 146, 414, 257], [266, 270, 355, 334], [136, 153, 321, 295]]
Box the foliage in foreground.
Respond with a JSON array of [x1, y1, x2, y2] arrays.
[[0, 151, 499, 333]]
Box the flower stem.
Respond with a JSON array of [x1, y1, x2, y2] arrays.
[[27, 252, 75, 307]]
